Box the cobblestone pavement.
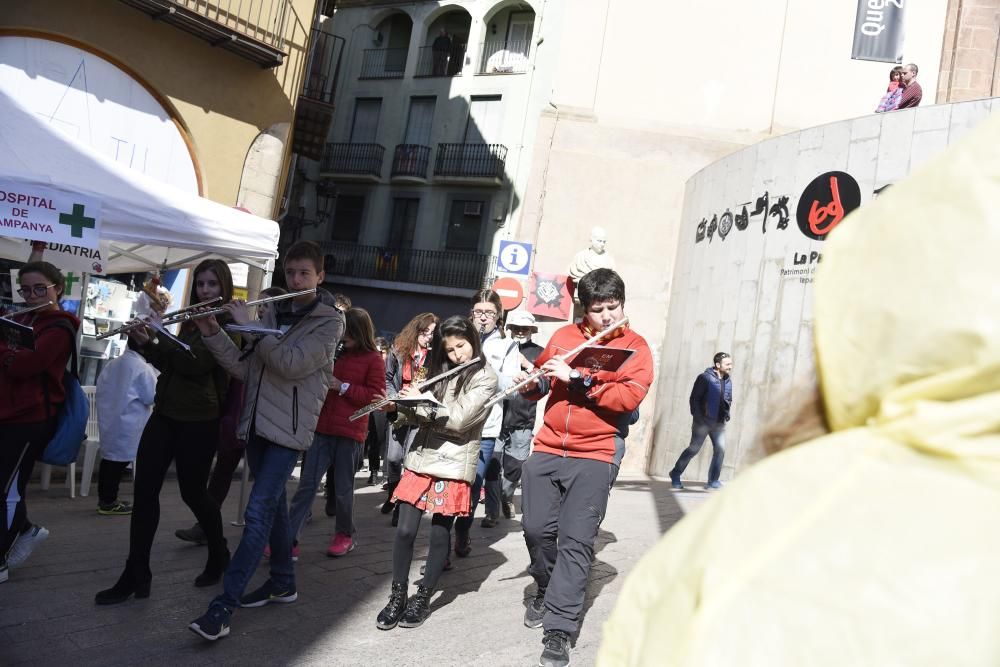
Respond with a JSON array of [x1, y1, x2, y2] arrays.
[[2, 468, 711, 666]]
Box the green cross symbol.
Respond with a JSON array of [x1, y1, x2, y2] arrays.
[[64, 272, 79, 295], [59, 203, 96, 238]]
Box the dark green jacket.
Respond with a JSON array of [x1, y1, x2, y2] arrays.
[[140, 324, 239, 422]]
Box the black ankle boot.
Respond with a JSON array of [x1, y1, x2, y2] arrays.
[[95, 560, 151, 605], [380, 482, 398, 515], [194, 540, 230, 587], [399, 584, 433, 628], [376, 581, 408, 630]]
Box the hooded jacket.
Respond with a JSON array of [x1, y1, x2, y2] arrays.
[[396, 363, 498, 483], [689, 367, 732, 423], [597, 113, 1000, 666], [0, 307, 79, 423], [315, 347, 385, 442], [202, 290, 344, 451], [529, 323, 653, 463]]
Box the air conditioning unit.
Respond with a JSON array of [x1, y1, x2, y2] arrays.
[[463, 201, 483, 216]]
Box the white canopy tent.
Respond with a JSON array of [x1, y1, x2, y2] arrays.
[[0, 90, 280, 274]]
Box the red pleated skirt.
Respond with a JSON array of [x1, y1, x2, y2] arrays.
[[392, 469, 472, 516]]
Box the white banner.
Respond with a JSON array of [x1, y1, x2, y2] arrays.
[[3, 238, 108, 274], [0, 181, 102, 249]]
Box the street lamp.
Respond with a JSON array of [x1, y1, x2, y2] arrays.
[[316, 179, 338, 223]]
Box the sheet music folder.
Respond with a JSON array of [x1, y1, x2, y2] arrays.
[[0, 318, 36, 350], [565, 346, 634, 372]]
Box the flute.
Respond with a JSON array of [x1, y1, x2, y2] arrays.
[[1, 301, 54, 321], [483, 316, 629, 408], [162, 288, 317, 325], [96, 297, 223, 340], [348, 356, 483, 422]]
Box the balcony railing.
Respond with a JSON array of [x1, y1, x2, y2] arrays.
[[478, 39, 531, 74], [415, 44, 467, 77], [302, 29, 343, 104], [359, 48, 408, 79], [391, 144, 431, 179], [117, 0, 291, 67], [320, 242, 496, 290], [321, 143, 385, 178], [435, 143, 507, 180]]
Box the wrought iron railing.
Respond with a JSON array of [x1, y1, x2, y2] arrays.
[[478, 39, 531, 74], [319, 242, 496, 290], [391, 145, 431, 179], [415, 44, 467, 77], [321, 143, 385, 178], [435, 143, 507, 179], [170, 0, 290, 49], [359, 48, 408, 79], [302, 29, 344, 104]]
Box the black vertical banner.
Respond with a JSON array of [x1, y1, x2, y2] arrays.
[[851, 0, 906, 63]]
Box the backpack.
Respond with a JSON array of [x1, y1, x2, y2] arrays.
[[39, 320, 89, 466]]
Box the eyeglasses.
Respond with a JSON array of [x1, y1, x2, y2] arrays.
[[471, 310, 498, 319], [418, 329, 435, 337], [17, 284, 55, 298]]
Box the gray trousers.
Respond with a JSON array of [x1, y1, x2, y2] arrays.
[[484, 428, 532, 516], [385, 425, 417, 483], [521, 452, 612, 635]]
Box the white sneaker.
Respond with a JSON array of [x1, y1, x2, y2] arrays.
[[7, 525, 49, 567]]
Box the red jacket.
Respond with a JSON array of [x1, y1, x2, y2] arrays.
[[529, 323, 653, 463], [316, 348, 385, 441], [0, 308, 80, 423]]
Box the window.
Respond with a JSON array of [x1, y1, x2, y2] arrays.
[[332, 195, 365, 242], [403, 97, 436, 145], [388, 198, 419, 249], [350, 98, 382, 143], [464, 95, 503, 144], [446, 198, 486, 251]]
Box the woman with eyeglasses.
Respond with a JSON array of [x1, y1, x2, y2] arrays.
[[96, 259, 238, 604], [452, 289, 521, 557], [1, 262, 79, 583]]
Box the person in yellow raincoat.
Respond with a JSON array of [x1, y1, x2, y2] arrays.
[[597, 111, 1000, 667]]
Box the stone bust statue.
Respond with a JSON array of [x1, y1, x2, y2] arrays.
[[568, 226, 616, 282]]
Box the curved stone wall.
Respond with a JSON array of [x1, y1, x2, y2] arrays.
[[649, 98, 999, 480]]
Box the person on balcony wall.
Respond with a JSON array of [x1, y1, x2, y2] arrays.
[[452, 290, 520, 547], [378, 313, 439, 526], [375, 316, 497, 631], [875, 65, 904, 113], [96, 260, 237, 605], [432, 28, 452, 76], [1, 262, 79, 584], [287, 307, 384, 559], [897, 63, 923, 109]]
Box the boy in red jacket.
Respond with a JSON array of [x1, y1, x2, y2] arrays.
[[516, 268, 653, 667]]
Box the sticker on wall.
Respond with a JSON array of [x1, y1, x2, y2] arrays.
[[527, 272, 573, 320], [795, 171, 861, 240]]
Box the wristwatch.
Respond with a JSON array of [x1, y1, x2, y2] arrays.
[[568, 370, 583, 385], [339, 382, 350, 396]]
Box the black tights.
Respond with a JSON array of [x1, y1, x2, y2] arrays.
[[392, 502, 455, 590]]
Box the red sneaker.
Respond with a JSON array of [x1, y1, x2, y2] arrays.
[[326, 533, 355, 557]]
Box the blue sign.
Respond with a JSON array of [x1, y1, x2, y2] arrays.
[[497, 240, 532, 276]]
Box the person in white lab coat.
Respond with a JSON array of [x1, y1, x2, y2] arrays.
[[95, 339, 158, 515]]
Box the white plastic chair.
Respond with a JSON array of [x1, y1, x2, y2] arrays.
[[39, 385, 99, 499]]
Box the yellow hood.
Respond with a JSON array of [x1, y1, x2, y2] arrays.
[[814, 112, 1000, 462]]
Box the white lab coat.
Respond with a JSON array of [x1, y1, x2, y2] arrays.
[[96, 349, 158, 462]]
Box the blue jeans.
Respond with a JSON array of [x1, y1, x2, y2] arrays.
[[670, 419, 726, 483], [288, 434, 361, 539], [213, 434, 300, 610], [454, 437, 496, 534]]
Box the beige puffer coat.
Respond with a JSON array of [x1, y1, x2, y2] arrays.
[[202, 296, 344, 451], [398, 363, 498, 483]]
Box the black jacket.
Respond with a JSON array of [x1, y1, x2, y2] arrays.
[[501, 341, 544, 431]]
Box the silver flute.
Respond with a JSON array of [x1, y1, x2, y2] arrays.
[[348, 356, 483, 422]]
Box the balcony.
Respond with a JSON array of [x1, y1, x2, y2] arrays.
[[391, 145, 431, 182], [320, 242, 495, 290], [292, 29, 344, 161], [414, 44, 467, 77], [117, 0, 290, 68], [320, 143, 384, 181], [477, 39, 531, 74], [359, 48, 408, 80], [435, 143, 507, 185]]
